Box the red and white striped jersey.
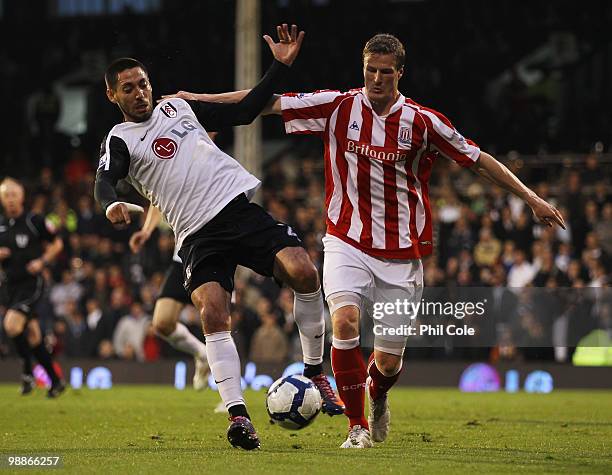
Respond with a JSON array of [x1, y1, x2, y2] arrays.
[[281, 88, 480, 259]]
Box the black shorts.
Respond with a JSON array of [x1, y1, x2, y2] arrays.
[[179, 194, 303, 295], [3, 277, 44, 319], [158, 261, 191, 305]]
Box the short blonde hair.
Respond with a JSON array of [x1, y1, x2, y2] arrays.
[[363, 34, 405, 70]]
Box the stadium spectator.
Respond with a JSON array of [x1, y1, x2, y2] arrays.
[[473, 228, 502, 267], [112, 300, 151, 361], [507, 249, 537, 288], [249, 297, 289, 364], [53, 299, 91, 357], [49, 270, 84, 317]]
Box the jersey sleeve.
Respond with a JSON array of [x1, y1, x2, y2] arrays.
[[30, 214, 56, 242], [188, 60, 289, 131], [418, 107, 480, 168], [280, 90, 347, 136], [94, 134, 131, 211]]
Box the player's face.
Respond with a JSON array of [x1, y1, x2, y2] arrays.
[[0, 181, 25, 218], [363, 53, 403, 109], [107, 67, 153, 123]]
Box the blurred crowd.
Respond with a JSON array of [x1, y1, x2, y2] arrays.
[[1, 0, 611, 365], [0, 140, 610, 365]]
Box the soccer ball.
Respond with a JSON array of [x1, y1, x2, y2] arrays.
[[266, 375, 322, 430]]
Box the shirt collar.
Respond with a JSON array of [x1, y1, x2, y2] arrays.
[[361, 88, 405, 117]]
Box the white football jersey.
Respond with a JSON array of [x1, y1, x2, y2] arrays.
[[99, 99, 260, 250]]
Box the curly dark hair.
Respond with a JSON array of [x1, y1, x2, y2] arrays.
[[104, 58, 149, 91]]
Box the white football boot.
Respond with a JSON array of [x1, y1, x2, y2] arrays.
[[367, 376, 390, 442], [193, 356, 210, 391], [340, 425, 373, 448]]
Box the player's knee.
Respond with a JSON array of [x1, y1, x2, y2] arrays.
[[152, 316, 175, 337], [291, 263, 319, 293], [3, 323, 21, 338], [194, 295, 230, 333], [3, 312, 26, 338], [275, 248, 320, 293], [152, 298, 182, 336], [332, 306, 360, 339], [375, 353, 402, 376], [200, 306, 230, 334], [191, 282, 231, 334], [374, 347, 403, 376]]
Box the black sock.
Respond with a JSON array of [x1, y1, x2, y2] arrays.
[[228, 404, 250, 419], [31, 343, 60, 385], [11, 332, 33, 376], [303, 363, 323, 378]]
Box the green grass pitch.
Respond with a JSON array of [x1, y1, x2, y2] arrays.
[[0, 384, 610, 473]]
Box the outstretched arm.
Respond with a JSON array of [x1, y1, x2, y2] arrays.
[[164, 90, 251, 104], [167, 89, 282, 116], [188, 58, 287, 130], [474, 151, 566, 228], [162, 23, 300, 119], [129, 205, 162, 253]]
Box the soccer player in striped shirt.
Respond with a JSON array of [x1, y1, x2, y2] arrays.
[[169, 33, 565, 449]]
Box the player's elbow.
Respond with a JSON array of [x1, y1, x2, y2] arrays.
[[262, 95, 282, 116], [472, 152, 494, 176], [233, 109, 259, 126], [94, 174, 117, 211]]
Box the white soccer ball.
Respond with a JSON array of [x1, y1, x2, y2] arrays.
[[266, 375, 322, 430]]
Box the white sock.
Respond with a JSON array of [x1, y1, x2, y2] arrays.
[[294, 287, 325, 365], [205, 331, 244, 410], [332, 336, 360, 350], [160, 323, 207, 361]]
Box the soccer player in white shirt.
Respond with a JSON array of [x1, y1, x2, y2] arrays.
[[164, 33, 565, 449], [129, 205, 210, 390], [94, 24, 344, 451]]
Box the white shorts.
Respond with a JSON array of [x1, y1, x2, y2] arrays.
[[322, 234, 423, 355]]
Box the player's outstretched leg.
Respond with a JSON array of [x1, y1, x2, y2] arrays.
[[366, 351, 402, 443], [152, 298, 210, 390], [192, 282, 259, 450], [274, 247, 344, 416]]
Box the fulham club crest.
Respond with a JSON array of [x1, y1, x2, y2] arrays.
[[161, 102, 178, 118], [152, 138, 178, 159]]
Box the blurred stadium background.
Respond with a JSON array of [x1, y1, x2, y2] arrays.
[[0, 0, 611, 387]]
